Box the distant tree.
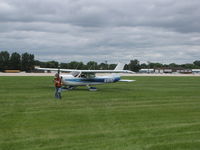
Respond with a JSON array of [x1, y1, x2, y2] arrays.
[[29, 54, 34, 70], [124, 64, 129, 70], [34, 60, 42, 66], [163, 64, 168, 67], [46, 61, 59, 68], [21, 53, 35, 72], [193, 60, 200, 67], [128, 59, 141, 72], [0, 51, 10, 71], [87, 61, 98, 70], [34, 60, 48, 68], [169, 63, 178, 68], [140, 63, 148, 68], [109, 64, 117, 70], [77, 62, 85, 69], [148, 62, 163, 68], [98, 63, 108, 70], [34, 60, 40, 66], [181, 63, 195, 69], [9, 52, 21, 70], [60, 63, 69, 69], [21, 53, 29, 71], [61, 62, 86, 69], [68, 61, 81, 69]]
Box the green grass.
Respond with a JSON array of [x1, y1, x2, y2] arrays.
[[0, 76, 200, 150]]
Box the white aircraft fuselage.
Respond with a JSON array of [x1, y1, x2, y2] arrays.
[[61, 74, 121, 86]]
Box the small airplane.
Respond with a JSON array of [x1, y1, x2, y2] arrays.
[[36, 63, 135, 91]]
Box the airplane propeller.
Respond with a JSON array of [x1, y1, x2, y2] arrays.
[[58, 64, 60, 76]]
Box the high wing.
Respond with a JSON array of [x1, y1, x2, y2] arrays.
[[35, 67, 134, 74], [35, 67, 74, 72]]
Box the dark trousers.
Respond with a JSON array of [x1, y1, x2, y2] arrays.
[[55, 87, 62, 99]]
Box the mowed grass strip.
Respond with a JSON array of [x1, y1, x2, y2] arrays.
[[0, 76, 200, 150]]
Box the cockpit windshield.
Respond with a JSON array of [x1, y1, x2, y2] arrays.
[[71, 71, 81, 77]]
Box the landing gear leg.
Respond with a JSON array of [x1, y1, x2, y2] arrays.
[[68, 86, 75, 90], [62, 86, 75, 90]]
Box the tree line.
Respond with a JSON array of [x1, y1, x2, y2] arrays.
[[1, 51, 200, 72], [35, 60, 118, 70], [0, 51, 34, 72], [125, 60, 200, 72]]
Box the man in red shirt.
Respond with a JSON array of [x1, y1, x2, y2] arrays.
[[54, 73, 62, 99]]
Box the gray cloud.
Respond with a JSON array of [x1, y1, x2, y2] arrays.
[[0, 0, 200, 64]]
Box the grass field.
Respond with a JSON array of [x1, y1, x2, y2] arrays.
[[0, 76, 200, 150]]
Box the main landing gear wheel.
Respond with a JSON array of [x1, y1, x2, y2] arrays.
[[87, 85, 98, 91]]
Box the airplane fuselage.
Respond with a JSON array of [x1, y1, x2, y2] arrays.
[[61, 74, 121, 86]]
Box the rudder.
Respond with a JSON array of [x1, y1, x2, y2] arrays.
[[114, 63, 125, 70]]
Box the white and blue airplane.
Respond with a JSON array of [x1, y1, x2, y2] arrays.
[[36, 63, 135, 91]]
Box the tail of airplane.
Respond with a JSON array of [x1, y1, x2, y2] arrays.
[[112, 63, 124, 77], [114, 63, 125, 70], [112, 63, 135, 82]]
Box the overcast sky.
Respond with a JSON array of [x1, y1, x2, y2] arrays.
[[0, 0, 200, 64]]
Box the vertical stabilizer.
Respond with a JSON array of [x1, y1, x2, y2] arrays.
[[114, 63, 125, 70]]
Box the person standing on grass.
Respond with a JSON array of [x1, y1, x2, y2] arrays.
[[54, 73, 62, 99]]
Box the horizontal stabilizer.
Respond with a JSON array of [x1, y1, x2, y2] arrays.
[[119, 79, 136, 82]]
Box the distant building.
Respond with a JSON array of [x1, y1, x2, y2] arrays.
[[154, 68, 172, 73], [139, 69, 154, 73], [164, 69, 172, 73], [140, 67, 194, 74], [192, 69, 200, 74], [177, 69, 192, 74]]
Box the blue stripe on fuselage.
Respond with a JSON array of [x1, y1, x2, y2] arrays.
[[64, 77, 120, 83]]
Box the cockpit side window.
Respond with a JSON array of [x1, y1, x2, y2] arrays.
[[80, 73, 86, 78], [85, 73, 96, 78], [71, 72, 96, 78]]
